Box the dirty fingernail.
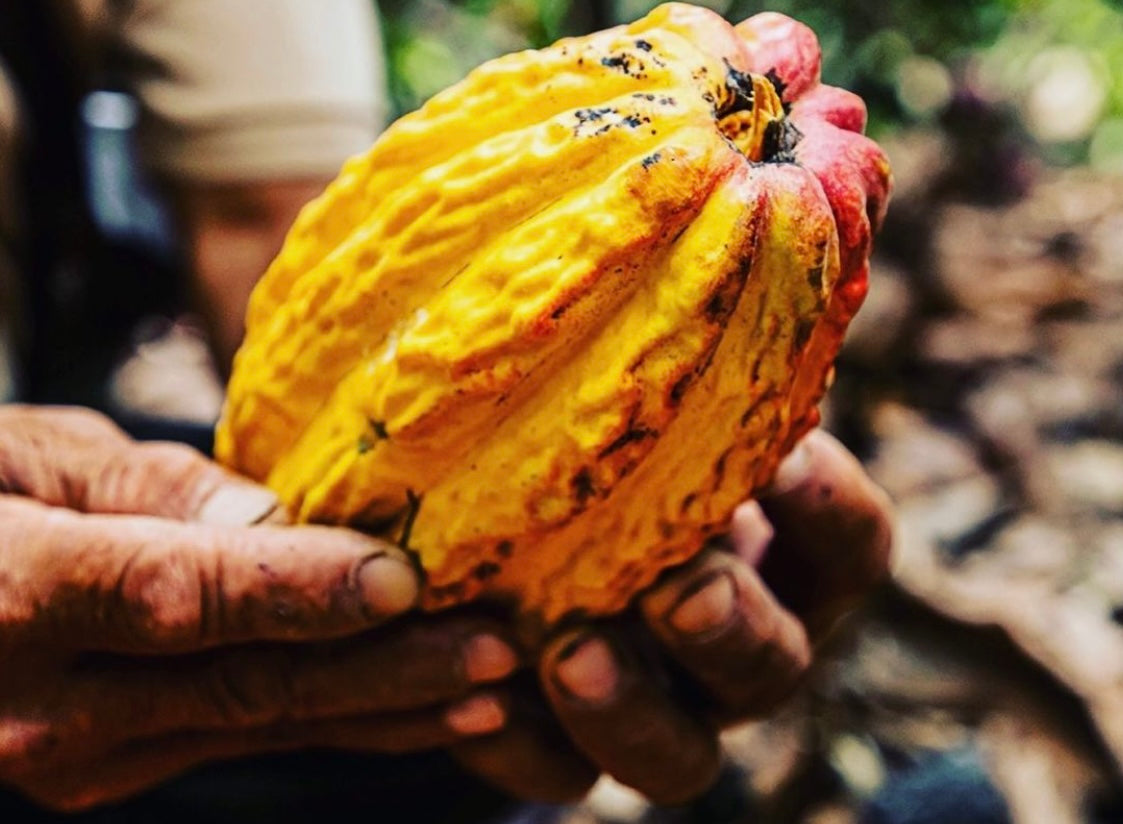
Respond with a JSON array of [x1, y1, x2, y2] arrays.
[[446, 693, 506, 735], [357, 554, 419, 617], [465, 634, 519, 683], [197, 484, 282, 526], [668, 572, 737, 637], [554, 635, 619, 705]]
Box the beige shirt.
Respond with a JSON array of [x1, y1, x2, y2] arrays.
[[0, 0, 388, 400]]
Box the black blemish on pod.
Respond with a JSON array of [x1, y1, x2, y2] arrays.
[[670, 372, 692, 405], [429, 581, 466, 603], [720, 62, 756, 116], [575, 106, 613, 124], [472, 561, 502, 582], [704, 293, 726, 322], [713, 448, 732, 486], [358, 417, 390, 454], [761, 118, 803, 164], [765, 68, 790, 111], [600, 426, 658, 457], [572, 468, 596, 505], [601, 53, 646, 75], [793, 317, 816, 350], [807, 263, 825, 292], [763, 68, 790, 102]]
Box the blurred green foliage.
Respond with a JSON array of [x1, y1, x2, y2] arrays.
[[376, 0, 1123, 167]]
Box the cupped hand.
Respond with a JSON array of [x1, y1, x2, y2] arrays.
[[0, 406, 520, 811], [452, 429, 894, 805]]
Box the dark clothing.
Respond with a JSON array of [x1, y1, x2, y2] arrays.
[[0, 751, 526, 824]]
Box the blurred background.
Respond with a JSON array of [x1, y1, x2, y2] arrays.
[[59, 0, 1123, 822], [379, 0, 1123, 168]]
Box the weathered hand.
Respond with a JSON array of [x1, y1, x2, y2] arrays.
[[0, 406, 519, 811], [452, 429, 893, 805]]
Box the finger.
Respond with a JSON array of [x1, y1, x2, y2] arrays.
[[27, 695, 507, 813], [72, 618, 518, 741], [639, 549, 811, 722], [539, 629, 722, 806], [756, 429, 894, 640], [728, 499, 774, 566], [451, 676, 600, 804], [0, 495, 419, 652], [0, 404, 282, 524]]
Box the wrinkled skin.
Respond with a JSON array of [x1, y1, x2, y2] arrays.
[[0, 406, 890, 810]]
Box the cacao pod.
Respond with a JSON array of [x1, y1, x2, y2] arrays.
[[216, 3, 891, 628]]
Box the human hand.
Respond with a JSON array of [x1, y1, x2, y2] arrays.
[[0, 406, 520, 810], [451, 429, 893, 805]]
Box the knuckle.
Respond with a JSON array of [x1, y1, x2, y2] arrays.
[[51, 405, 121, 434], [115, 547, 205, 648], [0, 409, 128, 509], [135, 441, 209, 478], [204, 650, 298, 726], [124, 442, 217, 514]]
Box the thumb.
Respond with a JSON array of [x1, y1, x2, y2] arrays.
[[0, 404, 281, 524]]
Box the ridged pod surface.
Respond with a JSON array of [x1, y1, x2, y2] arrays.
[[216, 3, 892, 626]]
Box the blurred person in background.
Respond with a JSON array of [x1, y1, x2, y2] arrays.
[[0, 1, 892, 821], [1, 0, 389, 410]]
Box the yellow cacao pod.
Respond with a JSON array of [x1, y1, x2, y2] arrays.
[[216, 3, 891, 627]]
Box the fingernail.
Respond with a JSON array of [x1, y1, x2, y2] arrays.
[[464, 634, 519, 683], [445, 693, 506, 735], [554, 635, 619, 705], [197, 483, 282, 526], [767, 440, 813, 495], [357, 554, 419, 616], [668, 572, 737, 637]]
